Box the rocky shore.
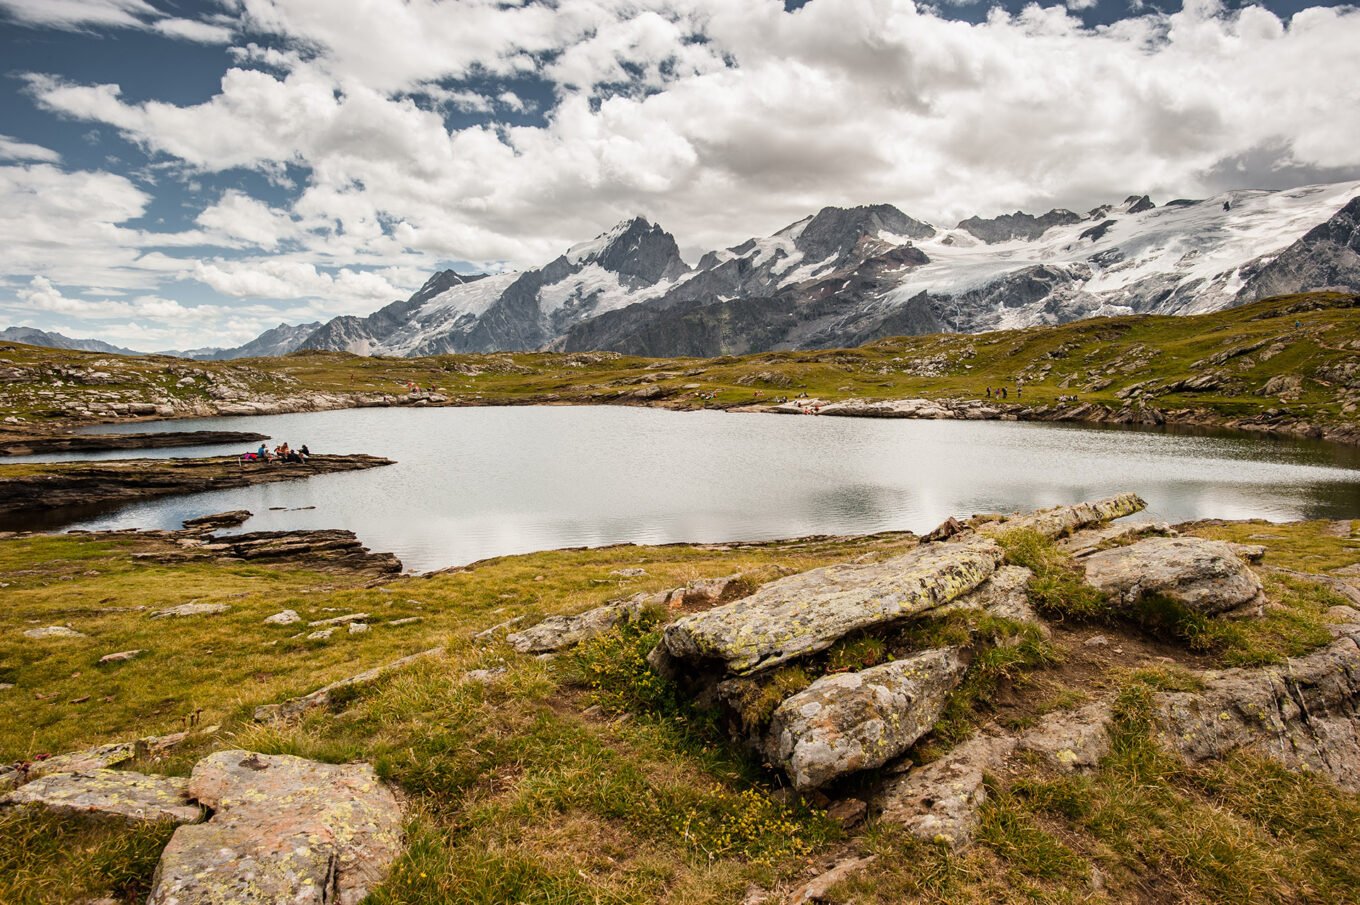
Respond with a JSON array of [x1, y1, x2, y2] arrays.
[[0, 429, 268, 457], [759, 396, 1360, 446], [0, 453, 393, 517]]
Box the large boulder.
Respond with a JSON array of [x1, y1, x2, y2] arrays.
[[1083, 536, 1265, 616], [1, 769, 202, 825], [981, 493, 1146, 540], [765, 647, 967, 790], [147, 750, 404, 905], [659, 538, 1002, 675]]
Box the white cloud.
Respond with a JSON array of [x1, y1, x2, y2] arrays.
[[0, 0, 159, 29], [0, 135, 61, 163], [5, 0, 1360, 347], [152, 16, 234, 43]]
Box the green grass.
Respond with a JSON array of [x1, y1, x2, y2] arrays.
[[3, 512, 1360, 902], [996, 529, 1111, 620]]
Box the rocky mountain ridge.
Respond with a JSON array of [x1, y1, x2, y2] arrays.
[[282, 180, 1360, 359]]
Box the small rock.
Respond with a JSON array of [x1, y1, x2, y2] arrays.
[[387, 616, 423, 626], [307, 628, 335, 640], [349, 622, 370, 634], [151, 603, 230, 618], [826, 797, 868, 829], [1083, 634, 1110, 648], [98, 649, 144, 665], [611, 568, 647, 577], [23, 625, 86, 639], [254, 647, 445, 722], [508, 598, 650, 654], [786, 855, 877, 904], [308, 612, 369, 627], [263, 609, 300, 625], [465, 667, 508, 683]]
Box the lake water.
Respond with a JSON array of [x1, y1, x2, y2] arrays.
[[10, 406, 1360, 572]]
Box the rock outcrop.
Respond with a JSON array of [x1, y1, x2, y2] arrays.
[[981, 493, 1147, 540], [508, 598, 651, 655], [765, 647, 967, 790], [1083, 536, 1266, 615], [874, 731, 1017, 847], [147, 750, 403, 905], [658, 537, 1004, 675], [1155, 634, 1360, 790]]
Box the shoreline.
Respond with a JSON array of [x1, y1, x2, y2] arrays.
[[9, 388, 1357, 450]]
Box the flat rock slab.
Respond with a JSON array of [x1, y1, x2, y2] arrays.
[[98, 649, 144, 664], [982, 493, 1146, 540], [309, 612, 369, 627], [152, 602, 231, 618], [182, 509, 252, 531], [1, 769, 202, 825], [766, 647, 967, 790], [264, 609, 301, 625], [1083, 536, 1265, 615], [23, 625, 86, 639], [1057, 521, 1175, 558], [147, 750, 403, 905], [661, 538, 1003, 675], [254, 647, 445, 722], [28, 740, 145, 778]]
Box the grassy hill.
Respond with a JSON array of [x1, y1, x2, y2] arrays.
[[0, 292, 1356, 443]]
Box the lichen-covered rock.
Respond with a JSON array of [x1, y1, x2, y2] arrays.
[[660, 538, 1002, 675], [982, 493, 1146, 539], [874, 732, 1017, 847], [151, 602, 231, 618], [1, 769, 202, 825], [147, 750, 403, 905], [27, 740, 146, 778], [1016, 702, 1112, 771], [253, 647, 445, 722], [1155, 635, 1360, 791], [263, 609, 301, 625], [1083, 536, 1266, 616], [765, 648, 967, 790], [23, 625, 86, 639], [508, 597, 649, 654], [939, 565, 1046, 634]]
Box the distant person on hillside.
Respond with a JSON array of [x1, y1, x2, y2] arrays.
[[1223, 200, 1231, 212], [299, 444, 311, 461], [985, 387, 992, 398]]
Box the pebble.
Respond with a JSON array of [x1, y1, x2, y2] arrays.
[[98, 649, 144, 665], [1083, 634, 1110, 648]]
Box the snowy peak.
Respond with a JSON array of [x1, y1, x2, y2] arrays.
[[795, 204, 935, 260], [565, 216, 688, 287]]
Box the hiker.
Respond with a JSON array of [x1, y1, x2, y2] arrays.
[[985, 387, 992, 398], [1001, 387, 1008, 399], [299, 444, 311, 461]]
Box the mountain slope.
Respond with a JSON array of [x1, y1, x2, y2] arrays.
[[0, 327, 140, 356]]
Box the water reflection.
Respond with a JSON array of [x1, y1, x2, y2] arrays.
[[5, 406, 1358, 572]]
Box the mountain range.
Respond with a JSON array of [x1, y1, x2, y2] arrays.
[[8, 181, 1359, 360]]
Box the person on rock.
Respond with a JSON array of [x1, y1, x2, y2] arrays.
[[299, 444, 311, 462]]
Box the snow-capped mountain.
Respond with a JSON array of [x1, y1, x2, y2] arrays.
[[300, 217, 687, 356], [264, 180, 1360, 358]]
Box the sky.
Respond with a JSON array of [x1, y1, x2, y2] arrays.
[[1, 0, 1357, 351]]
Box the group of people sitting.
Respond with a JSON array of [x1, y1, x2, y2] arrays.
[[240, 441, 311, 465]]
